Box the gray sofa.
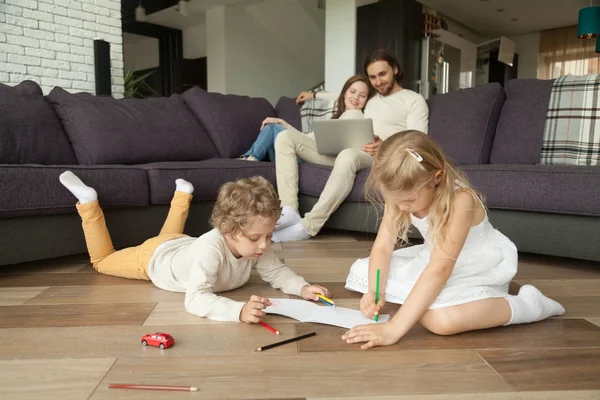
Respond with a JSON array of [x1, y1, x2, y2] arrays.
[[0, 79, 598, 267]]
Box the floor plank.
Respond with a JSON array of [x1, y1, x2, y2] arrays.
[[0, 303, 156, 328], [89, 351, 514, 399], [477, 348, 600, 391], [553, 296, 600, 318], [0, 272, 149, 287], [0, 324, 298, 359], [276, 248, 371, 260], [515, 254, 600, 280], [309, 230, 360, 242], [143, 301, 300, 327], [23, 284, 179, 305], [0, 260, 89, 275], [513, 279, 600, 297], [25, 282, 292, 305], [0, 358, 115, 400], [283, 258, 361, 282], [296, 319, 600, 352], [0, 287, 49, 306], [281, 241, 374, 250], [310, 391, 600, 400], [588, 318, 600, 328]]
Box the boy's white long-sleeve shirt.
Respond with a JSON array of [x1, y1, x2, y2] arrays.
[[146, 229, 309, 322], [316, 88, 429, 140]]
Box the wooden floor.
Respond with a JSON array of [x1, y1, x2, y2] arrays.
[[1, 229, 599, 400]]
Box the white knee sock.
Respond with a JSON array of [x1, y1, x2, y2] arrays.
[[59, 171, 97, 204], [505, 285, 565, 325], [175, 178, 194, 194], [275, 205, 301, 231]]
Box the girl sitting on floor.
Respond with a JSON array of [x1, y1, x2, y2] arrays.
[[342, 130, 564, 349]]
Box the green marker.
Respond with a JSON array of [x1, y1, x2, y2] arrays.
[[374, 269, 380, 322]]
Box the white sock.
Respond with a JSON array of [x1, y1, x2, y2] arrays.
[[275, 205, 301, 231], [272, 221, 311, 243], [505, 285, 565, 325], [59, 171, 97, 204], [175, 178, 194, 194]]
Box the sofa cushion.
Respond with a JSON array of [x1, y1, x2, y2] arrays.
[[298, 162, 370, 202], [427, 82, 505, 165], [491, 79, 554, 164], [182, 87, 276, 158], [0, 81, 77, 165], [140, 159, 277, 204], [275, 96, 302, 131], [47, 87, 217, 165], [462, 164, 600, 216], [0, 165, 149, 218]]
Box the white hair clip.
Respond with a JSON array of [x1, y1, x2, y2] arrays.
[[406, 148, 423, 162]]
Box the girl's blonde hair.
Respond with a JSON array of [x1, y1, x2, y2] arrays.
[[210, 176, 281, 236], [365, 130, 482, 247]]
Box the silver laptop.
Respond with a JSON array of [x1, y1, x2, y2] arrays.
[[312, 118, 375, 156]]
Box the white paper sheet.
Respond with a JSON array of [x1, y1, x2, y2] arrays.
[[264, 298, 390, 329]]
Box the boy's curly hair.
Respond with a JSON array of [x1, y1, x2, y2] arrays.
[[210, 176, 281, 236]]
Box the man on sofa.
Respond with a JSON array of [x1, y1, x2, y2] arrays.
[[273, 49, 430, 242]]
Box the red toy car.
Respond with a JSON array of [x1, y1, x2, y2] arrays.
[[141, 332, 174, 349]]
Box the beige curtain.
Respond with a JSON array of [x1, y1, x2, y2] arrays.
[[538, 25, 600, 79]]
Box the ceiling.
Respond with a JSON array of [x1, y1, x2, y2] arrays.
[[418, 0, 588, 37], [122, 0, 267, 29], [122, 0, 588, 36]]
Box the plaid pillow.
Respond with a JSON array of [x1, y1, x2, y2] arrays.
[[541, 74, 600, 166]]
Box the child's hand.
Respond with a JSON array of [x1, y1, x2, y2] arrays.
[[342, 321, 402, 350], [239, 295, 272, 324], [360, 292, 385, 318], [300, 284, 331, 301]]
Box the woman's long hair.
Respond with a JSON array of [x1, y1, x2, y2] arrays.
[[331, 74, 373, 119]]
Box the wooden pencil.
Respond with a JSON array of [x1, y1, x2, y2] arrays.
[[255, 332, 316, 352], [108, 383, 198, 392]]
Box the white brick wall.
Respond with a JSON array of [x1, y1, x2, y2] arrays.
[[0, 0, 124, 97]]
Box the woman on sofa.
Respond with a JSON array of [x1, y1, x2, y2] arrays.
[[239, 74, 372, 162]]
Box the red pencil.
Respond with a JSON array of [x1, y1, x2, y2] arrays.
[[259, 321, 280, 335], [109, 384, 198, 392]]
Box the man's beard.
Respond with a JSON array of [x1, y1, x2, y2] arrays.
[[378, 82, 394, 96]]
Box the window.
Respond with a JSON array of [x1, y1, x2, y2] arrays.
[[538, 25, 600, 79]]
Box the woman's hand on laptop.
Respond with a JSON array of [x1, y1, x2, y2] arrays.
[[362, 136, 382, 156], [260, 117, 290, 131]]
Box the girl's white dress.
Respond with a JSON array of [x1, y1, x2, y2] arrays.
[[345, 208, 518, 309]]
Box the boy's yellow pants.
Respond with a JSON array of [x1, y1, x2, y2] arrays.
[[76, 191, 192, 280]]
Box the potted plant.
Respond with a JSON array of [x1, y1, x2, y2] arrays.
[[124, 62, 159, 98]]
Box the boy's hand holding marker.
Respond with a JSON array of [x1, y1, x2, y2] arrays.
[[300, 284, 331, 303]]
